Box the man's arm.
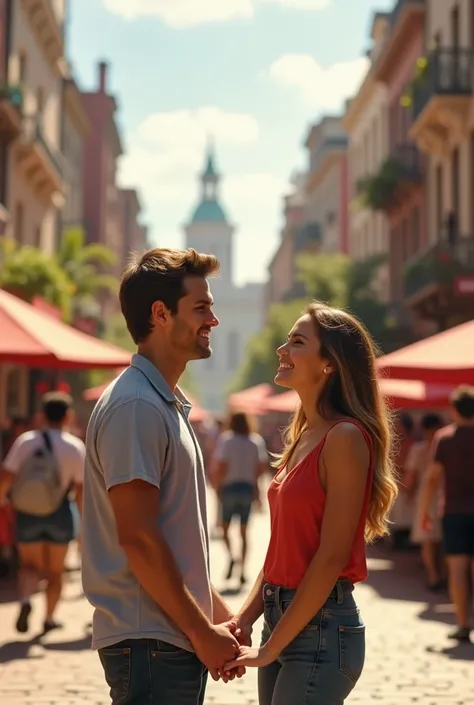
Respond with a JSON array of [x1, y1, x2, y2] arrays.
[[97, 401, 239, 679], [211, 585, 233, 624], [110, 479, 213, 640]]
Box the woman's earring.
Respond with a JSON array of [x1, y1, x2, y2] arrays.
[[324, 366, 330, 374]]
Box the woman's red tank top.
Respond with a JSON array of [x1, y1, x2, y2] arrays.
[[263, 419, 374, 589]]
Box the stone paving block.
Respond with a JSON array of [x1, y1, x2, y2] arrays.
[[1, 492, 474, 704]]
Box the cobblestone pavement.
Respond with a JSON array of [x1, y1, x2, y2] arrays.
[[0, 492, 473, 704]]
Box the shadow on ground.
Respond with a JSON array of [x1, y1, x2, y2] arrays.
[[0, 629, 92, 663]]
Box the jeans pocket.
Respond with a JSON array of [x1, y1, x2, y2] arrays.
[[151, 641, 187, 659], [338, 625, 365, 683], [99, 646, 131, 705]]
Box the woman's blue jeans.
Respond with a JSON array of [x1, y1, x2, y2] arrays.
[[258, 580, 365, 705]]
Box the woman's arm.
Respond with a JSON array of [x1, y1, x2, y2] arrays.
[[262, 422, 369, 659], [233, 569, 265, 643]]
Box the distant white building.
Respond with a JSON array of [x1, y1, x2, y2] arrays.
[[184, 147, 263, 413]]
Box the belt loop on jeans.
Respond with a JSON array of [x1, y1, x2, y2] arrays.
[[274, 585, 281, 607], [335, 581, 343, 604]]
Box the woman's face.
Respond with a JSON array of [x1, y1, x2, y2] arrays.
[[274, 314, 329, 390]]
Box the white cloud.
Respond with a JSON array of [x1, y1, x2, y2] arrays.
[[104, 0, 331, 27], [225, 173, 287, 205], [118, 107, 261, 206], [104, 0, 253, 27], [268, 53, 369, 111], [261, 0, 331, 8]]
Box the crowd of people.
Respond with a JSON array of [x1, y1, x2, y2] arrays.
[[0, 246, 473, 705]]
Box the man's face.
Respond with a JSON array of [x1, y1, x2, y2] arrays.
[[170, 276, 219, 361]]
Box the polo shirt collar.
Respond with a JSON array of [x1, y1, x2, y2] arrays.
[[131, 354, 192, 413]]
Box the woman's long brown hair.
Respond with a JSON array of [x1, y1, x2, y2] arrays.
[[274, 301, 398, 542]]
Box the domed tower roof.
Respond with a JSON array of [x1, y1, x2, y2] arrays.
[[189, 144, 229, 224]]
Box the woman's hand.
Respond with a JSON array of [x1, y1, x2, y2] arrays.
[[224, 644, 276, 672]]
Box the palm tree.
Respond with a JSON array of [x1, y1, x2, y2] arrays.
[[56, 226, 118, 318]]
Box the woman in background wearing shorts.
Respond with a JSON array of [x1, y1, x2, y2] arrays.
[[213, 411, 268, 586]]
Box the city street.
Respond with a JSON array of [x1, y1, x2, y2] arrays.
[[0, 493, 473, 705]]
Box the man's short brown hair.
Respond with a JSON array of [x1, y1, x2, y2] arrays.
[[120, 247, 219, 344]]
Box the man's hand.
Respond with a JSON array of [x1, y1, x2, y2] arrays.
[[191, 623, 240, 681]]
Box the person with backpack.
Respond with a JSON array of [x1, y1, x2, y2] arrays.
[[0, 391, 85, 634]]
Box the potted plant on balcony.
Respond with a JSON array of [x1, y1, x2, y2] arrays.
[[359, 156, 406, 212]]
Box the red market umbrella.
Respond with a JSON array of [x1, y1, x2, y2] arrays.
[[263, 379, 454, 414], [0, 289, 131, 369], [379, 378, 453, 409], [377, 319, 474, 384], [83, 375, 210, 423], [228, 383, 274, 415]]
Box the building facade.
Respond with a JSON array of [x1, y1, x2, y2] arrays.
[[370, 0, 427, 305], [61, 71, 90, 231], [7, 0, 67, 253], [184, 148, 264, 413], [304, 116, 348, 253], [118, 188, 148, 269], [343, 13, 390, 298], [406, 0, 474, 330]]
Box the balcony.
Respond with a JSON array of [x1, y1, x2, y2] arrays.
[[357, 145, 423, 213], [374, 0, 425, 83], [20, 0, 64, 71], [14, 116, 66, 204], [307, 136, 347, 192], [403, 238, 474, 319], [0, 85, 23, 142], [409, 49, 474, 155]]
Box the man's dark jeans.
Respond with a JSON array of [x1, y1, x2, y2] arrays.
[[99, 638, 208, 705]]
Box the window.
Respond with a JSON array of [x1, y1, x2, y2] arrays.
[[411, 207, 420, 256], [15, 202, 24, 245], [18, 53, 27, 83], [36, 87, 44, 118]]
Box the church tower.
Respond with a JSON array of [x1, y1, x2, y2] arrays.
[[184, 144, 234, 284]]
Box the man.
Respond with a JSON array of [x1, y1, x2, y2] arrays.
[[82, 248, 248, 705], [0, 392, 84, 633], [422, 386, 474, 642]]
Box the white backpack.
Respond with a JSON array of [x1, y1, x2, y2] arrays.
[[10, 431, 64, 517]]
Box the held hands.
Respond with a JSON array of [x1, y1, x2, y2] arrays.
[[224, 644, 275, 672], [192, 618, 252, 682]]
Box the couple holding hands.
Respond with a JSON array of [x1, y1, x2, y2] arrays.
[[81, 247, 397, 705]]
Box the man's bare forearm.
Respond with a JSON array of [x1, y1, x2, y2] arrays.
[[121, 530, 212, 644], [211, 585, 233, 624]]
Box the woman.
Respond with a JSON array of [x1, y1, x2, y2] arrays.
[[224, 302, 398, 704], [213, 411, 268, 585], [404, 413, 445, 591]]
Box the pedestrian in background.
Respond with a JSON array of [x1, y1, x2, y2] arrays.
[[213, 410, 268, 586], [422, 386, 474, 643]]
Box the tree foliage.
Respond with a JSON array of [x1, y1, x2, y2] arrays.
[[232, 252, 395, 391], [0, 228, 118, 322], [0, 237, 73, 319]]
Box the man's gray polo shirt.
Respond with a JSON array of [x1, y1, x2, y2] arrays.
[[81, 354, 212, 651]]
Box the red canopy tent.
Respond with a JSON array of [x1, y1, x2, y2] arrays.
[[83, 376, 210, 424], [263, 378, 455, 413], [0, 289, 131, 369], [227, 383, 274, 415], [377, 319, 474, 384]]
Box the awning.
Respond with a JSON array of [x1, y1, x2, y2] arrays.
[[377, 319, 474, 384], [263, 378, 454, 413], [83, 376, 210, 424], [0, 289, 131, 369], [228, 383, 274, 414]]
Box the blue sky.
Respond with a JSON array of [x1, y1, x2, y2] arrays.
[[68, 0, 393, 284]]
